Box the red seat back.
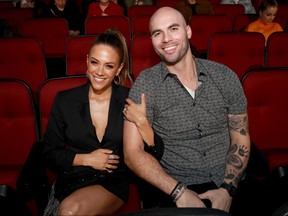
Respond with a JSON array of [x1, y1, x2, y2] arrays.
[[266, 32, 288, 68], [85, 16, 131, 48], [242, 67, 288, 170], [208, 32, 265, 80], [275, 3, 288, 29], [213, 4, 245, 23], [130, 34, 161, 80], [156, 0, 180, 8], [0, 37, 47, 103], [39, 76, 88, 136], [0, 8, 34, 35], [0, 79, 38, 189], [0, 1, 14, 8], [233, 14, 258, 32], [19, 18, 70, 58], [128, 5, 159, 21], [131, 14, 151, 37], [66, 35, 98, 76], [189, 15, 232, 57]]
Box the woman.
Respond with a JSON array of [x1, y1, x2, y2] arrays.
[[245, 0, 283, 43], [41, 0, 84, 37], [87, 0, 124, 17], [43, 29, 132, 215]]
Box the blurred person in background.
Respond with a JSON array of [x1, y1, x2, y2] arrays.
[[220, 0, 256, 14], [87, 0, 124, 17], [40, 0, 84, 36], [176, 0, 214, 24], [245, 0, 283, 43]]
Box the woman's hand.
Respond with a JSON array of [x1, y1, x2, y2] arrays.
[[124, 93, 155, 146], [83, 149, 120, 173], [124, 93, 147, 127], [69, 30, 80, 37]]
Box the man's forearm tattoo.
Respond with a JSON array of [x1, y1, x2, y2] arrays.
[[228, 115, 249, 135], [225, 144, 249, 183]]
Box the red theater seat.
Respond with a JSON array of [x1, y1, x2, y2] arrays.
[[128, 5, 158, 22], [66, 35, 98, 76], [130, 34, 160, 80], [208, 32, 265, 80], [0, 79, 38, 189], [19, 18, 69, 59], [85, 16, 131, 48], [266, 32, 288, 68], [242, 67, 288, 171], [189, 14, 232, 57], [0, 37, 47, 103]]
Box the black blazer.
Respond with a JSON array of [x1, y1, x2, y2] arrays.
[[43, 82, 129, 178]]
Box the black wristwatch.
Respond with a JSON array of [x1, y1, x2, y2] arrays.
[[220, 182, 237, 197]]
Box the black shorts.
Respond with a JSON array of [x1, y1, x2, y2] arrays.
[[54, 171, 129, 202]]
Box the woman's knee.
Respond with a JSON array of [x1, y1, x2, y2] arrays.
[[58, 198, 82, 215]]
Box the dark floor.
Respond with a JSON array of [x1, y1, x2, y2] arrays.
[[230, 169, 288, 216]]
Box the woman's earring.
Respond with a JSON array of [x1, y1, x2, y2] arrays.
[[114, 75, 121, 85], [86, 71, 89, 77]]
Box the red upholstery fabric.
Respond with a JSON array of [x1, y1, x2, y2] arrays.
[[0, 79, 38, 189], [38, 76, 87, 136], [0, 8, 34, 35], [0, 37, 47, 103], [0, 1, 14, 8], [19, 18, 70, 58], [131, 14, 151, 38], [242, 67, 288, 171], [275, 3, 288, 30], [189, 14, 233, 57], [85, 16, 131, 48], [128, 5, 159, 22], [117, 183, 142, 214], [266, 32, 288, 68], [156, 0, 180, 8], [130, 34, 161, 79], [66, 35, 98, 76], [213, 4, 245, 23], [207, 32, 265, 80], [233, 14, 258, 32]]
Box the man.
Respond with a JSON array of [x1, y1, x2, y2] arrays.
[[123, 7, 250, 213]]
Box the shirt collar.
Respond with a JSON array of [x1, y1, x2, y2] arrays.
[[161, 58, 207, 82]]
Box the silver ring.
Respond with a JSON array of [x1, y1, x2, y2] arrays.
[[109, 155, 114, 160]]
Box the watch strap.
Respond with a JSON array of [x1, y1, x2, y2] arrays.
[[220, 182, 237, 197]]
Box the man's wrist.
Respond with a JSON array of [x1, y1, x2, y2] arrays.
[[170, 182, 186, 202], [220, 182, 237, 197]]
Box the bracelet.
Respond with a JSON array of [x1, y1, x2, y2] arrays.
[[170, 182, 186, 202]]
